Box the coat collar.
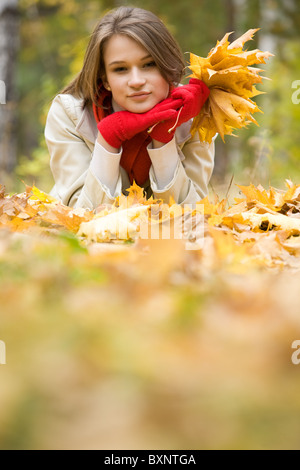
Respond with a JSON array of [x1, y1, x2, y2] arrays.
[[75, 105, 98, 144]]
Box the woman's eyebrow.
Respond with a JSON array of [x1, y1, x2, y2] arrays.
[[108, 60, 126, 66], [140, 54, 152, 61], [108, 54, 152, 67]]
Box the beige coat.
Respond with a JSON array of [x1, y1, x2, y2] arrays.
[[44, 93, 215, 209]]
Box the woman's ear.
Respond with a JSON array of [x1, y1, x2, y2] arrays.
[[99, 73, 111, 91], [102, 79, 111, 92]]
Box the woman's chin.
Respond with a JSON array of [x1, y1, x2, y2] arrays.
[[114, 96, 161, 114], [126, 103, 153, 114], [125, 96, 161, 114]]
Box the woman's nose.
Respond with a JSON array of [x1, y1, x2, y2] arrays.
[[128, 67, 146, 88]]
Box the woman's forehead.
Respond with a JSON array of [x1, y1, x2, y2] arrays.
[[104, 34, 151, 65]]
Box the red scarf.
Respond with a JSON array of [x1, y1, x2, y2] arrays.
[[92, 87, 152, 186]]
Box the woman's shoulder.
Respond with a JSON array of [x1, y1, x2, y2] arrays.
[[49, 93, 85, 124]]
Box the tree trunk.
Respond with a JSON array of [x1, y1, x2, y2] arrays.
[[226, 0, 236, 39], [0, 0, 19, 179], [211, 0, 237, 184]]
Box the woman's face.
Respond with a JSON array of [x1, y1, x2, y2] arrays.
[[103, 34, 170, 113]]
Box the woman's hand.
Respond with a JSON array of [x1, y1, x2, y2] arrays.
[[171, 78, 210, 121], [149, 79, 210, 144], [97, 98, 183, 150]]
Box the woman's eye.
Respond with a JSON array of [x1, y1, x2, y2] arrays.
[[144, 61, 156, 68], [112, 61, 156, 73], [114, 67, 127, 73]]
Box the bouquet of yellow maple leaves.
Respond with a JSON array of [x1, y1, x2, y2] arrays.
[[188, 29, 273, 143]]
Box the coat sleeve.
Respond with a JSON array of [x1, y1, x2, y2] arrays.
[[149, 129, 215, 205], [44, 95, 121, 209]]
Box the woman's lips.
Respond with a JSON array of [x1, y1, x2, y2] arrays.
[[128, 92, 151, 101]]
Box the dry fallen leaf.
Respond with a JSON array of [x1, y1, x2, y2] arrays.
[[2, 180, 300, 272], [0, 184, 93, 234], [3, 180, 300, 450], [78, 204, 150, 242]]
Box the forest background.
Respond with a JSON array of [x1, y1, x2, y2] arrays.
[[1, 0, 300, 451], [1, 0, 300, 196]]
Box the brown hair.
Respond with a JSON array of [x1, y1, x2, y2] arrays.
[[61, 6, 186, 108]]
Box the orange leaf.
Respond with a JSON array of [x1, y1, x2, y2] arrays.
[[188, 29, 274, 143]]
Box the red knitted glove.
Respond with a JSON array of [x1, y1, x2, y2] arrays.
[[150, 79, 210, 143], [97, 98, 183, 149]]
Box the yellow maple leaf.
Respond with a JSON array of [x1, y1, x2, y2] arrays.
[[242, 211, 300, 234], [115, 181, 161, 210], [189, 29, 273, 143], [237, 183, 277, 208], [27, 185, 58, 205], [78, 205, 150, 242]]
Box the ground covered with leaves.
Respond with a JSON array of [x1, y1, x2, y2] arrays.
[[1, 181, 300, 450]]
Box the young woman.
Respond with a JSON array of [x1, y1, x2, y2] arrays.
[[45, 6, 215, 209]]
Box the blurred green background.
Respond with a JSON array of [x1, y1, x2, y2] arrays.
[[1, 0, 300, 195]]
